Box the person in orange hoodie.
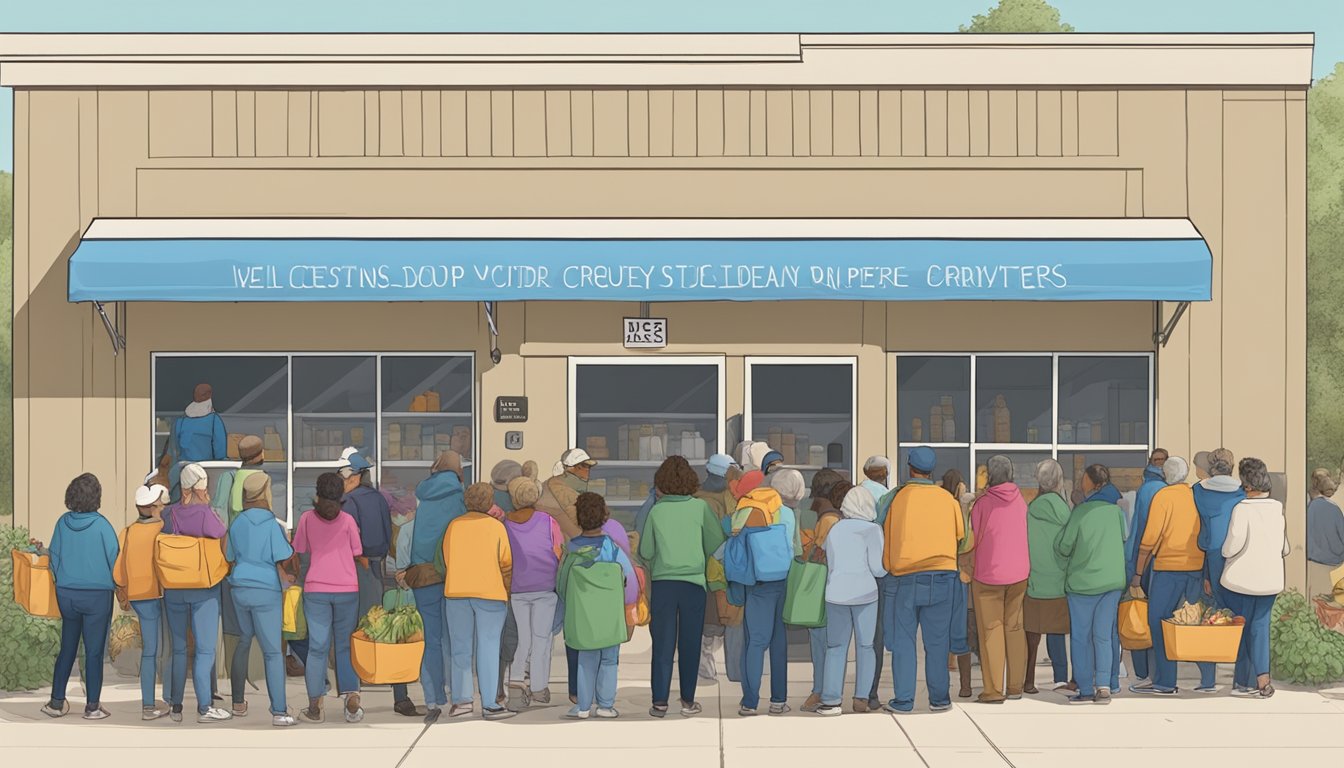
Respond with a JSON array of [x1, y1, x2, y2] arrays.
[[114, 484, 171, 721]]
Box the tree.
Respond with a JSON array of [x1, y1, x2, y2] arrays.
[[961, 0, 1074, 33], [1307, 64, 1344, 474]]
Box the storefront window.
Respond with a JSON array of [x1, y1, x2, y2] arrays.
[[571, 357, 723, 529], [896, 356, 970, 444], [1057, 356, 1151, 446], [746, 358, 855, 485], [976, 356, 1052, 445], [381, 355, 475, 487], [293, 356, 377, 462]]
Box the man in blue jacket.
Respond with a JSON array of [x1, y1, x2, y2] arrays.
[[1124, 448, 1168, 684], [1191, 448, 1246, 694], [174, 383, 228, 463]]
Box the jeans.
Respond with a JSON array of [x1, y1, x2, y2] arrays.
[[886, 571, 956, 710], [500, 604, 518, 702], [821, 601, 877, 706], [741, 579, 787, 710], [724, 622, 744, 683], [1045, 634, 1069, 683], [950, 580, 971, 656], [230, 586, 287, 714], [130, 599, 164, 708], [413, 585, 451, 708], [51, 588, 113, 710], [870, 576, 888, 701], [445, 597, 507, 708], [1222, 590, 1275, 688], [510, 591, 558, 692], [575, 645, 620, 712], [1066, 590, 1122, 697], [1148, 570, 1216, 691], [165, 586, 221, 714], [303, 591, 360, 699], [650, 580, 707, 706], [808, 626, 826, 695], [567, 645, 579, 698]]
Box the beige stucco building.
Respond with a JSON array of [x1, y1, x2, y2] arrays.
[[0, 34, 1313, 585]]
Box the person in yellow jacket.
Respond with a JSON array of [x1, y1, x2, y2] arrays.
[[114, 484, 172, 721]]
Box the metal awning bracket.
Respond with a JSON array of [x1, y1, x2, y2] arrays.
[[483, 301, 501, 364], [94, 301, 126, 355], [1154, 301, 1191, 348]]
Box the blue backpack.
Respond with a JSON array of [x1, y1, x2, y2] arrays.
[[744, 525, 792, 583]]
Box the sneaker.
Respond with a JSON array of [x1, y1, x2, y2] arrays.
[[424, 706, 442, 725], [272, 713, 299, 727], [1052, 681, 1075, 694], [231, 701, 248, 717], [1129, 683, 1177, 696], [40, 700, 69, 718], [1094, 689, 1112, 706], [1006, 693, 1023, 701], [680, 700, 702, 717], [565, 706, 591, 720], [800, 693, 823, 713], [1067, 694, 1095, 705], [142, 706, 169, 721], [170, 708, 184, 723], [852, 698, 870, 713], [649, 704, 668, 718], [530, 689, 551, 706], [197, 708, 233, 723], [768, 702, 790, 715], [1193, 685, 1220, 695], [883, 701, 914, 714], [82, 706, 111, 721], [394, 699, 424, 717], [448, 703, 474, 718], [816, 704, 843, 716], [344, 694, 364, 723], [738, 706, 757, 717], [483, 706, 517, 721], [1231, 685, 1257, 698], [595, 707, 620, 719], [930, 702, 953, 713]]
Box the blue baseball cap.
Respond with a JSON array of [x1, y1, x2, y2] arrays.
[[907, 446, 937, 474], [341, 447, 374, 473], [706, 453, 737, 477]]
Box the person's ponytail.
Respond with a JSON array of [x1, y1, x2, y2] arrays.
[[313, 472, 344, 521]]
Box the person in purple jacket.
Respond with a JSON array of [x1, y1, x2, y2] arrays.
[[504, 476, 566, 706]]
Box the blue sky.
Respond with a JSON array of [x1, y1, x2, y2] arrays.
[[1, 0, 1340, 172]]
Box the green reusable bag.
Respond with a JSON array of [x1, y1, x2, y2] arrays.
[[563, 561, 628, 651], [783, 557, 828, 628]]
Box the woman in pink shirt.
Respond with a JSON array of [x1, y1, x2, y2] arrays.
[[968, 455, 1031, 704], [292, 473, 364, 724]]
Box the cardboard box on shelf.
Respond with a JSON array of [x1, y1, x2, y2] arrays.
[[406, 423, 422, 443], [911, 418, 923, 442], [435, 432, 452, 445], [930, 405, 944, 442], [617, 426, 629, 461], [425, 391, 441, 412], [386, 443, 402, 461], [351, 427, 364, 446], [450, 426, 472, 456], [227, 434, 244, 460], [809, 445, 826, 467], [586, 436, 610, 460], [410, 395, 428, 413]]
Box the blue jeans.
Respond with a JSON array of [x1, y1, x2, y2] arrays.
[[724, 622, 744, 683], [1066, 590, 1122, 697], [413, 585, 451, 708], [870, 576, 888, 700], [51, 588, 113, 710], [822, 601, 877, 706], [165, 585, 221, 714], [130, 599, 164, 708], [303, 591, 360, 699], [950, 580, 970, 656], [231, 585, 287, 715], [1222, 590, 1275, 688], [576, 645, 620, 711], [444, 597, 507, 708], [1148, 570, 1215, 691], [885, 571, 956, 711], [741, 579, 787, 710], [809, 626, 826, 695], [650, 580, 707, 705], [1045, 634, 1069, 683]]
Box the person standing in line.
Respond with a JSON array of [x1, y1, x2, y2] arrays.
[[224, 473, 299, 726], [209, 435, 267, 690], [537, 448, 596, 539], [800, 468, 847, 712], [37, 474, 120, 721], [566, 485, 635, 705], [1192, 448, 1246, 692], [734, 477, 793, 717], [968, 455, 1030, 705], [695, 454, 739, 681], [1221, 458, 1290, 699], [488, 459, 533, 707], [759, 449, 786, 476], [941, 469, 978, 699], [1306, 468, 1344, 597], [292, 472, 364, 724], [816, 486, 886, 716], [880, 447, 964, 713], [1131, 456, 1213, 695], [114, 483, 172, 721], [720, 466, 758, 684], [163, 464, 232, 723], [640, 456, 726, 718], [1023, 460, 1072, 695], [860, 456, 892, 508], [1055, 464, 1127, 705], [443, 482, 517, 721], [174, 383, 229, 463], [1126, 448, 1169, 684], [503, 475, 565, 707]]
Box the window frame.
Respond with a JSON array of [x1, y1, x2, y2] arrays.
[[743, 355, 858, 476]]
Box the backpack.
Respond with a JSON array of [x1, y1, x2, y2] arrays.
[[734, 488, 783, 529], [744, 525, 792, 583], [561, 540, 628, 651], [154, 534, 229, 589]]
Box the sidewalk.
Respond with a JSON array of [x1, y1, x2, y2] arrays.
[[2, 629, 1343, 768]]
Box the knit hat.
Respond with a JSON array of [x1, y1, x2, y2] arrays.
[[241, 472, 271, 509], [907, 446, 937, 474], [179, 463, 209, 491], [237, 435, 264, 463], [745, 442, 774, 472], [491, 459, 524, 491], [734, 469, 766, 498], [706, 454, 736, 477], [841, 486, 878, 522], [766, 468, 807, 508]]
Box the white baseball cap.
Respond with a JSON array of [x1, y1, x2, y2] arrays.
[[135, 484, 169, 506], [561, 448, 597, 468]]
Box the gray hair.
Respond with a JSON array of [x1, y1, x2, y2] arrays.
[[766, 468, 807, 508], [986, 455, 1014, 487], [1162, 456, 1190, 485], [1035, 459, 1064, 495], [1209, 448, 1235, 477], [1240, 457, 1272, 494]]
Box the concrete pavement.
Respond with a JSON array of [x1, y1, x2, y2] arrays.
[[3, 628, 1343, 768]]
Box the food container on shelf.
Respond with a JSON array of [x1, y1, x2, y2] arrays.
[[1060, 421, 1075, 443], [1160, 619, 1243, 663], [911, 418, 923, 442]]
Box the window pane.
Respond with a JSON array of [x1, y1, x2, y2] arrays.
[[973, 450, 1052, 502], [750, 363, 853, 475], [897, 356, 971, 443], [294, 356, 376, 462], [1057, 356, 1150, 446], [153, 356, 287, 464], [381, 356, 474, 468], [1057, 450, 1150, 507], [975, 357, 1052, 445], [896, 447, 971, 491]]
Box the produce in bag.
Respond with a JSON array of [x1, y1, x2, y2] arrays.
[[1161, 599, 1245, 663], [351, 597, 425, 684], [108, 614, 142, 661]]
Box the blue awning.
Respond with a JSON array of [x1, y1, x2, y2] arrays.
[[68, 218, 1212, 303]]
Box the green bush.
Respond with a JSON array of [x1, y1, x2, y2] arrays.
[[0, 524, 61, 691], [1270, 590, 1344, 686]]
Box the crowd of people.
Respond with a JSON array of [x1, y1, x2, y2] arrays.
[[28, 431, 1295, 725]]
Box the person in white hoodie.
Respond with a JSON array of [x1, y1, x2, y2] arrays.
[[816, 486, 886, 716], [1220, 457, 1290, 699]]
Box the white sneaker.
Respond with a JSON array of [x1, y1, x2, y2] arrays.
[[343, 694, 365, 724], [594, 707, 620, 719], [197, 708, 233, 723], [566, 705, 591, 719], [272, 713, 299, 727], [142, 707, 169, 721]]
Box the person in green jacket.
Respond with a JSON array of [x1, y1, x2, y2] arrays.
[[1055, 464, 1128, 706], [638, 456, 726, 719], [1024, 459, 1072, 694]]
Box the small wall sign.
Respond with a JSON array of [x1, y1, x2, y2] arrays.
[[495, 396, 529, 423], [623, 317, 668, 349]]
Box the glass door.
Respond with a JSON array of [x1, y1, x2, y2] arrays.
[[744, 357, 856, 488]]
